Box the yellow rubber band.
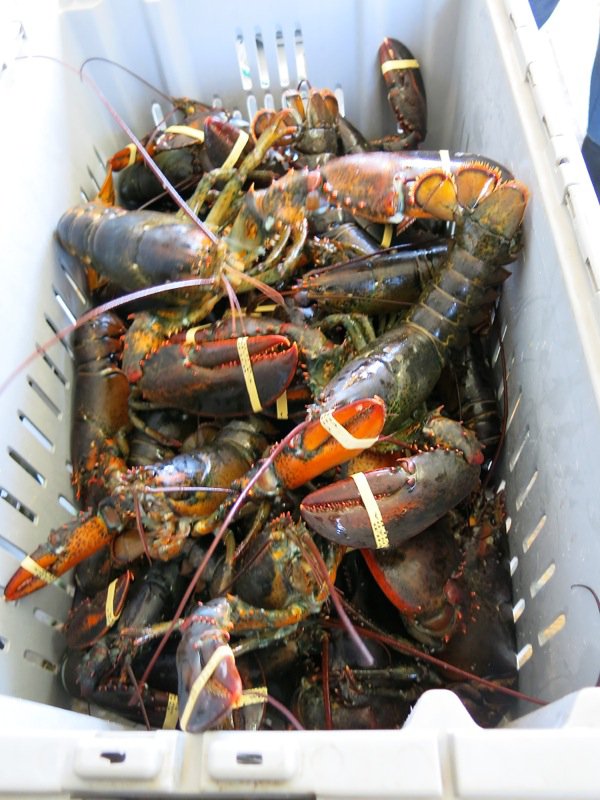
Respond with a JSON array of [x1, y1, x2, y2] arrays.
[[221, 129, 250, 170], [276, 391, 288, 420], [236, 336, 262, 413], [163, 693, 179, 729], [439, 149, 451, 174], [19, 555, 57, 585], [179, 644, 233, 732], [380, 224, 393, 248], [381, 58, 420, 74], [233, 686, 268, 708], [319, 410, 379, 451], [185, 325, 209, 345], [253, 304, 278, 314], [125, 143, 137, 167], [104, 577, 122, 628], [351, 472, 390, 549], [163, 124, 205, 142]]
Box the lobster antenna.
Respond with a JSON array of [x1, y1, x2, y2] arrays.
[[79, 56, 176, 106], [16, 55, 216, 240], [0, 277, 215, 397], [328, 615, 546, 708], [321, 632, 333, 729], [79, 71, 219, 243], [301, 533, 374, 667], [265, 693, 305, 731]]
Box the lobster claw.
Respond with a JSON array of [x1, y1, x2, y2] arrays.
[[176, 598, 243, 732], [267, 397, 387, 491], [3, 513, 114, 601], [300, 417, 483, 549], [136, 333, 299, 416], [63, 570, 133, 650]]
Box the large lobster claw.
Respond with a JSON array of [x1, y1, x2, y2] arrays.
[[136, 334, 298, 416], [300, 415, 483, 548], [3, 513, 115, 601]]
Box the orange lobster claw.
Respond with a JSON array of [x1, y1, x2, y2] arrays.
[[271, 397, 386, 490], [3, 514, 113, 601]]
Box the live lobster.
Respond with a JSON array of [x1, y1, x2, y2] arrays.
[[2, 40, 530, 733]]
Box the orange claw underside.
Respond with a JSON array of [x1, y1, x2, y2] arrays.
[[3, 515, 111, 601], [273, 397, 386, 490]]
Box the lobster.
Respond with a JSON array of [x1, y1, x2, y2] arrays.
[[55, 110, 297, 309], [3, 399, 385, 600]]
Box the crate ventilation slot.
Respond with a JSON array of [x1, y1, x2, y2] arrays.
[[58, 494, 77, 516], [37, 345, 68, 387], [530, 562, 555, 598], [509, 555, 518, 576], [538, 614, 566, 646], [512, 597, 525, 623], [23, 649, 58, 675], [275, 28, 290, 87], [27, 376, 61, 417], [33, 607, 62, 629], [505, 387, 522, 432], [79, 187, 90, 203], [0, 635, 7, 652], [515, 469, 538, 511], [18, 411, 53, 452], [0, 532, 26, 562], [59, 257, 88, 303], [508, 427, 529, 472], [516, 643, 533, 669], [235, 34, 253, 90], [44, 314, 74, 360], [522, 514, 547, 553], [53, 287, 77, 325], [86, 164, 101, 194], [254, 32, 270, 89], [236, 26, 308, 98], [8, 447, 46, 486], [0, 486, 36, 524]]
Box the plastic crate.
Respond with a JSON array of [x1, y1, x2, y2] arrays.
[[1, 0, 599, 797]]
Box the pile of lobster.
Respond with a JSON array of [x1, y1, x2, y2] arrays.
[[4, 38, 532, 731]]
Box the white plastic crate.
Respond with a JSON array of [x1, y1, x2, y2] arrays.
[[1, 0, 600, 797]]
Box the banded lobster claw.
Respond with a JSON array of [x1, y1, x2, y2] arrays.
[[258, 396, 387, 492], [176, 597, 243, 732], [3, 513, 118, 601], [300, 413, 483, 549], [135, 333, 298, 416], [63, 570, 134, 650]]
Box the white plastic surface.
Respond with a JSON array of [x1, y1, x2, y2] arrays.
[[0, 0, 600, 797]]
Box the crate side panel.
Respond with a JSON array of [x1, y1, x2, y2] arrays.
[[447, 0, 600, 700]]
